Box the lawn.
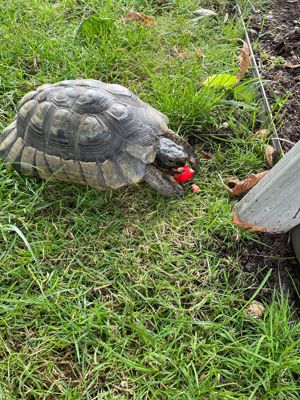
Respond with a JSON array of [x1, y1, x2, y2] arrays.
[[0, 0, 300, 399]]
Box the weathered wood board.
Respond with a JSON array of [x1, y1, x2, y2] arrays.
[[234, 140, 300, 233]]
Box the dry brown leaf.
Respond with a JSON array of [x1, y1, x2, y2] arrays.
[[265, 144, 276, 166], [191, 184, 201, 193], [142, 15, 156, 27], [177, 50, 189, 59], [237, 42, 251, 80], [231, 231, 240, 241], [245, 301, 265, 319], [225, 170, 269, 196], [283, 61, 300, 69], [255, 128, 269, 140], [195, 49, 205, 58], [203, 152, 212, 160], [124, 11, 143, 20], [124, 11, 156, 26]]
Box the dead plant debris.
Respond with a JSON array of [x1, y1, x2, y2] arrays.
[[265, 144, 276, 166], [123, 11, 156, 27], [191, 184, 201, 193], [255, 129, 269, 140], [224, 171, 269, 196], [237, 42, 251, 80], [283, 61, 300, 69], [245, 301, 265, 319], [195, 49, 205, 58]]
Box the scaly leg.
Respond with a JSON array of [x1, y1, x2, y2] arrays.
[[144, 164, 184, 197]]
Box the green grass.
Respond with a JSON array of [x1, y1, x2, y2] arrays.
[[0, 0, 300, 399]]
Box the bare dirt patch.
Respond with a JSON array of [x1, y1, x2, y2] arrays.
[[251, 0, 300, 146]]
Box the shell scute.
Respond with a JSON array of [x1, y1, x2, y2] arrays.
[[100, 159, 123, 189], [107, 103, 131, 121], [3, 79, 170, 189], [21, 146, 36, 176], [35, 150, 52, 179], [80, 161, 105, 188], [4, 137, 24, 165], [0, 121, 17, 159], [73, 88, 112, 114], [104, 84, 132, 95], [76, 115, 120, 162], [18, 99, 38, 121], [78, 115, 109, 144], [48, 108, 72, 145], [116, 152, 145, 184], [18, 90, 38, 110], [124, 142, 156, 164], [24, 101, 52, 149], [37, 86, 59, 102]]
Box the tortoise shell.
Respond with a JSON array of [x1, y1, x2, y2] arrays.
[[0, 79, 169, 189]]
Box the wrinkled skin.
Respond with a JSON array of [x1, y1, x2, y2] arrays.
[[155, 137, 187, 169], [143, 132, 198, 197]]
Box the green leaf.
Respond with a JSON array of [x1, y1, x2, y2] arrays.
[[77, 16, 114, 40], [233, 84, 256, 103], [203, 74, 238, 88]]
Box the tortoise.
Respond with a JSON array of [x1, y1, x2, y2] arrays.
[[0, 79, 198, 196]]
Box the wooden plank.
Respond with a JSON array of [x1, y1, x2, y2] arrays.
[[234, 140, 300, 233]]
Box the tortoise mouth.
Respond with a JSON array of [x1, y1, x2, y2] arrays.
[[156, 137, 187, 169]]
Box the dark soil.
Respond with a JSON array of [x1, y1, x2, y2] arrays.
[[238, 233, 300, 308], [251, 0, 300, 146], [238, 0, 300, 308]]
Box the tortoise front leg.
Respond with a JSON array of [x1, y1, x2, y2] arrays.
[[144, 164, 184, 197], [164, 129, 198, 169]]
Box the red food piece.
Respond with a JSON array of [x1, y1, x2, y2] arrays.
[[174, 165, 194, 182]]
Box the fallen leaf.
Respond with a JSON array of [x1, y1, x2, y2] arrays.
[[191, 184, 201, 193], [203, 73, 238, 88], [177, 50, 189, 59], [224, 170, 269, 196], [237, 42, 251, 80], [171, 47, 189, 59], [141, 15, 156, 27], [265, 144, 276, 166], [255, 128, 269, 140], [231, 232, 240, 241], [244, 301, 265, 319], [123, 11, 156, 27], [195, 49, 205, 58], [203, 152, 212, 160], [283, 61, 300, 69], [199, 373, 206, 381]]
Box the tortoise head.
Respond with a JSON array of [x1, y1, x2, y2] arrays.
[[155, 137, 187, 169]]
